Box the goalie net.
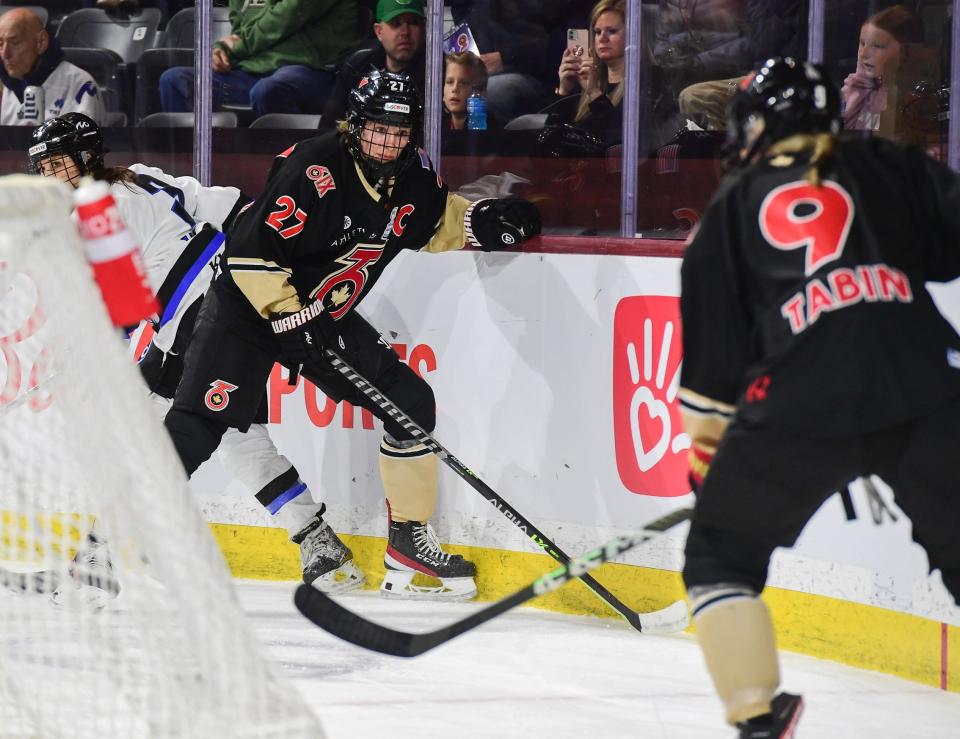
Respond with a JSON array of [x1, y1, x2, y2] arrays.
[[0, 175, 322, 738]]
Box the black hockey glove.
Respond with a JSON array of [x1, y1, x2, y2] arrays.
[[137, 342, 184, 399], [270, 301, 338, 383], [536, 122, 605, 158], [465, 197, 542, 251]]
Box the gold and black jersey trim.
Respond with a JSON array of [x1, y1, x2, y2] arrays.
[[678, 387, 735, 461], [225, 257, 291, 275], [225, 257, 301, 318], [422, 193, 471, 254], [678, 388, 737, 419]]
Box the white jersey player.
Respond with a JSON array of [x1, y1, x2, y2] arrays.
[[28, 113, 363, 595]]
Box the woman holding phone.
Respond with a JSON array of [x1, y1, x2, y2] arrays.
[[553, 0, 625, 145]]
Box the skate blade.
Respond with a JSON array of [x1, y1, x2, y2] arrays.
[[379, 570, 477, 601], [308, 560, 366, 595]]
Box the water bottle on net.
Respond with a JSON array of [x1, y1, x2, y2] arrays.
[[467, 90, 487, 131], [74, 177, 159, 328]]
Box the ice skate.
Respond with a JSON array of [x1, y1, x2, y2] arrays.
[[293, 510, 365, 595], [737, 693, 804, 738], [381, 518, 477, 601], [51, 533, 120, 610]]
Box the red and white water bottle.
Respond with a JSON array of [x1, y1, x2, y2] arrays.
[[74, 177, 158, 327]]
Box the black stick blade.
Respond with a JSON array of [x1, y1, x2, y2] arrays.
[[294, 585, 422, 658]]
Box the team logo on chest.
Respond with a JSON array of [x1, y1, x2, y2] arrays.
[[311, 242, 385, 320], [205, 380, 238, 411]]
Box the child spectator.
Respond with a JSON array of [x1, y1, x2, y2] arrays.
[[450, 0, 563, 121], [443, 51, 490, 130], [840, 5, 924, 139]]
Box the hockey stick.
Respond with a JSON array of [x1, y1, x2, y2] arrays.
[[320, 347, 689, 633], [295, 506, 692, 657]]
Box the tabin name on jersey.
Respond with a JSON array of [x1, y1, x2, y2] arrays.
[[780, 264, 913, 334]]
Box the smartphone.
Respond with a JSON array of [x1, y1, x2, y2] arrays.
[[566, 28, 589, 57]]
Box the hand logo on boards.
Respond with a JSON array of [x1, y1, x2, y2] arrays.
[[612, 296, 690, 497], [0, 268, 53, 413]]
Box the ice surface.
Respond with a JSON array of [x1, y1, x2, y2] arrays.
[[239, 581, 960, 739]]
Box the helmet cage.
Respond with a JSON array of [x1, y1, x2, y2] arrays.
[[344, 70, 423, 187]]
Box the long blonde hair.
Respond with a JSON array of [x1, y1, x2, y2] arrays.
[[575, 0, 625, 124], [766, 133, 837, 187]]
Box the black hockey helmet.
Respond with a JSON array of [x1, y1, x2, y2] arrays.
[[28, 112, 106, 180], [344, 69, 423, 187], [725, 57, 841, 168]]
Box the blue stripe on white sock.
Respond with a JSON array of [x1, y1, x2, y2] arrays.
[[266, 482, 307, 514]]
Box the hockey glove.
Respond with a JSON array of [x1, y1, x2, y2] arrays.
[[465, 197, 541, 251], [536, 121, 605, 158], [270, 302, 337, 382]]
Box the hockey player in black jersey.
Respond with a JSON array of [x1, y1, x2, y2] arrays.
[[164, 70, 541, 601], [30, 113, 366, 597], [679, 58, 960, 738]]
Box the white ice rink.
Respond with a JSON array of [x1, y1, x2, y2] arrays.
[[240, 581, 960, 739]]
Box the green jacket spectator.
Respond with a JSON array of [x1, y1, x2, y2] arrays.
[[160, 0, 366, 117], [218, 0, 365, 75]]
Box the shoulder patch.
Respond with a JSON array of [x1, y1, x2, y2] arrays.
[[416, 147, 432, 171], [306, 165, 336, 198]]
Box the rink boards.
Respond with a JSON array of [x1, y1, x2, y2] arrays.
[[184, 248, 960, 693]]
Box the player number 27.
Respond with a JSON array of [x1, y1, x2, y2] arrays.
[[265, 195, 308, 239]]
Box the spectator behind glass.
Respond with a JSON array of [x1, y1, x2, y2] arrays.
[[0, 8, 104, 126], [840, 5, 924, 139], [552, 0, 625, 145], [450, 0, 564, 122], [159, 0, 364, 117], [677, 1, 808, 130], [443, 51, 492, 130], [319, 0, 425, 130]]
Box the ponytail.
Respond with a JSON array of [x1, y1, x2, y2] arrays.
[[766, 133, 837, 186]]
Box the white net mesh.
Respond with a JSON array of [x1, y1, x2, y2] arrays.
[[0, 176, 322, 739]]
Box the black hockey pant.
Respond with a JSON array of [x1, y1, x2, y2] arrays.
[[683, 395, 960, 604], [164, 278, 435, 478]]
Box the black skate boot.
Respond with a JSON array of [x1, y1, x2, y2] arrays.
[[292, 507, 365, 595], [381, 518, 477, 601], [737, 693, 804, 738]]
